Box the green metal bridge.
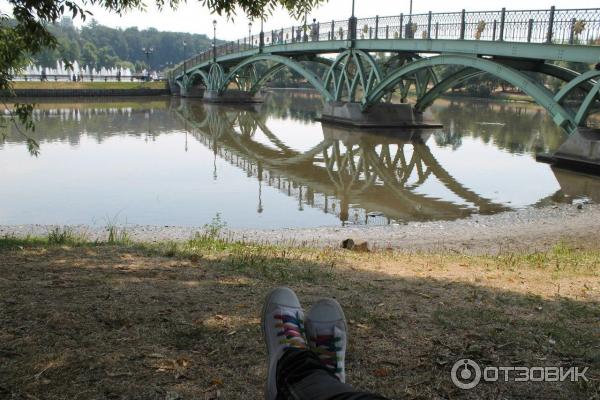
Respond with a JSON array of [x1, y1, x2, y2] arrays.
[[170, 7, 600, 132]]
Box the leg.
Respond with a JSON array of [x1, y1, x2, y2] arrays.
[[262, 288, 390, 400], [276, 348, 389, 400]]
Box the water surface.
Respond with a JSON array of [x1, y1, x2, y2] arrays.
[[1, 92, 598, 229]]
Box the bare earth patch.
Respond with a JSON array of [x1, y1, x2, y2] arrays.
[[0, 241, 598, 399]]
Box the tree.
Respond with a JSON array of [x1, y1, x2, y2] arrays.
[[1, 0, 326, 154], [59, 37, 81, 62], [97, 45, 118, 69], [81, 42, 99, 71]]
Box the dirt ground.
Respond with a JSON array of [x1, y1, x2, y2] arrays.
[[0, 241, 599, 399]]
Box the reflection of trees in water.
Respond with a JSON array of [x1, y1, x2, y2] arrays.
[[429, 100, 567, 154], [2, 102, 178, 146], [261, 90, 323, 122], [261, 90, 568, 156]]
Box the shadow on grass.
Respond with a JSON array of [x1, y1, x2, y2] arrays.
[[0, 238, 598, 399]]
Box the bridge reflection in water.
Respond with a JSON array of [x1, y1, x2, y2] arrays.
[[173, 97, 589, 226]]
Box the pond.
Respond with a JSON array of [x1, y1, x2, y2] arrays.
[[1, 91, 598, 229]]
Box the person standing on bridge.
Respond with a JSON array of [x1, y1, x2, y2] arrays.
[[262, 287, 390, 400], [311, 18, 319, 41]]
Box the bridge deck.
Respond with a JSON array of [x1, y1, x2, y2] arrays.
[[172, 7, 600, 79], [188, 39, 600, 72]]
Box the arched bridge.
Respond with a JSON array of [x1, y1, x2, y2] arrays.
[[170, 7, 600, 132]]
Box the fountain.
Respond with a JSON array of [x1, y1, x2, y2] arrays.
[[15, 60, 137, 81]]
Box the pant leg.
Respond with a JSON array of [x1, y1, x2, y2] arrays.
[[276, 348, 390, 400]]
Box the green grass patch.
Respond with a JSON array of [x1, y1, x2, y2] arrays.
[[490, 242, 600, 276], [106, 225, 131, 246], [47, 226, 82, 245], [12, 81, 167, 90], [0, 234, 48, 249]]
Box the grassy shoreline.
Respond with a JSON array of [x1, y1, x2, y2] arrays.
[[1, 231, 598, 399], [11, 81, 168, 90]]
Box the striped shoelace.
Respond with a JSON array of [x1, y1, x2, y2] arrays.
[[311, 334, 342, 374], [274, 312, 306, 349]]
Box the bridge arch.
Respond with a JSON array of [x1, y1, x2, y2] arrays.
[[174, 79, 185, 91], [553, 69, 600, 103], [187, 69, 210, 89], [363, 55, 576, 130], [415, 67, 483, 112], [219, 54, 334, 101], [535, 63, 595, 94], [323, 49, 383, 102]]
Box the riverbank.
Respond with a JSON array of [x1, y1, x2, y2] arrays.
[[5, 81, 170, 97], [0, 220, 598, 399], [2, 203, 600, 255]]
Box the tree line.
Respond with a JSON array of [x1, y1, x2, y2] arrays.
[[33, 17, 220, 73]]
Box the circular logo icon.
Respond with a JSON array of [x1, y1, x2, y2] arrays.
[[451, 359, 482, 390]]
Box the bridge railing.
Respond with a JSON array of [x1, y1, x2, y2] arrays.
[[170, 7, 600, 79]]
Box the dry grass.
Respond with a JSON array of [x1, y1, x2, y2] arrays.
[[0, 237, 598, 399]]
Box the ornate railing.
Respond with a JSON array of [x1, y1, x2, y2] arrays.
[[171, 7, 600, 79]]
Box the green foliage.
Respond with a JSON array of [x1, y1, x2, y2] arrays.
[[465, 83, 491, 98], [34, 19, 218, 71], [106, 224, 131, 245], [197, 0, 325, 20], [47, 226, 78, 244], [180, 213, 232, 252], [0, 103, 40, 156], [203, 213, 227, 239]]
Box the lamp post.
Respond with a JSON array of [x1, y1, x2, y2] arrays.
[[182, 40, 187, 74], [349, 0, 357, 41], [248, 22, 252, 47], [406, 0, 414, 38], [212, 20, 217, 62], [303, 10, 308, 42], [259, 19, 264, 49], [142, 47, 154, 81]]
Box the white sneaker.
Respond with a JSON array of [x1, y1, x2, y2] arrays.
[[305, 298, 348, 382], [261, 287, 307, 400]]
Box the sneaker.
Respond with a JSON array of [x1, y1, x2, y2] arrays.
[[305, 298, 348, 382], [261, 287, 307, 400]]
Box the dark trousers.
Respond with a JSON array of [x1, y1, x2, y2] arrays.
[[276, 348, 390, 400]]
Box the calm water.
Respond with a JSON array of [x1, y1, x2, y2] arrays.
[[2, 91, 599, 229]]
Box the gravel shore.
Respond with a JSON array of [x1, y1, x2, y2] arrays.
[[2, 203, 599, 255]]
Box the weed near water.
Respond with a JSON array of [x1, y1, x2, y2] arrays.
[[47, 226, 81, 245], [106, 224, 131, 245]]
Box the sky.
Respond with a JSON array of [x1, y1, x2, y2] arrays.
[[2, 0, 598, 41]]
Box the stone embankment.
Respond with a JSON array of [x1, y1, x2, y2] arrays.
[[6, 88, 170, 97]]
